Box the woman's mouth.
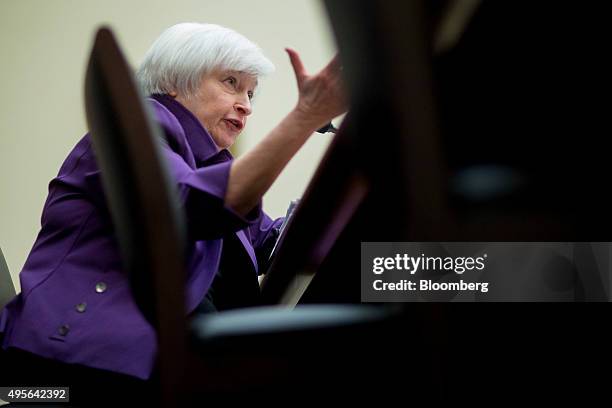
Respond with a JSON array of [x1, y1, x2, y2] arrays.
[[223, 119, 243, 132]]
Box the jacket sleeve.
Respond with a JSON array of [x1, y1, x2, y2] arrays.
[[248, 212, 284, 274], [161, 143, 263, 240], [82, 139, 261, 241]]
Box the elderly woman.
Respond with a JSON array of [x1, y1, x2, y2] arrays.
[[0, 22, 345, 401]]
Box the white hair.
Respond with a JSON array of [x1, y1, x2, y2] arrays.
[[136, 22, 275, 97]]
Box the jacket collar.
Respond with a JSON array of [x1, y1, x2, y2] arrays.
[[150, 93, 232, 165]]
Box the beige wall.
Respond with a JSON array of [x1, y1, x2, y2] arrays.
[[0, 0, 337, 292]]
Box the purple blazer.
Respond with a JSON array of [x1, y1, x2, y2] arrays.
[[0, 94, 283, 380]]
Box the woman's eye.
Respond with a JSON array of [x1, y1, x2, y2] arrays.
[[248, 91, 254, 100], [225, 77, 237, 87]]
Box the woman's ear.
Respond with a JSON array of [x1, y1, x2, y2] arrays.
[[168, 90, 178, 98]]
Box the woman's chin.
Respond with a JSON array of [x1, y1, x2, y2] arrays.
[[211, 131, 238, 150], [222, 133, 238, 149]]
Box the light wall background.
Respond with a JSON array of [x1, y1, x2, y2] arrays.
[[0, 0, 338, 292]]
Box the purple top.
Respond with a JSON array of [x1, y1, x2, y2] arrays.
[[0, 94, 283, 379]]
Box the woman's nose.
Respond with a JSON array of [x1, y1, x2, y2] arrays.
[[235, 95, 252, 116]]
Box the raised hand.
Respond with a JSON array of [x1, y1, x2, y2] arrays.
[[285, 48, 347, 129]]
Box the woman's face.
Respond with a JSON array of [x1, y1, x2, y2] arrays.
[[174, 69, 257, 149]]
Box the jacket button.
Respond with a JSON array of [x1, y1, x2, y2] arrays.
[[76, 302, 87, 313], [58, 324, 70, 336], [95, 282, 107, 293]]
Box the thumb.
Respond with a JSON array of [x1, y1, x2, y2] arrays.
[[285, 47, 307, 87]]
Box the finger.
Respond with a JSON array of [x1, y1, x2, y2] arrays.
[[285, 47, 307, 85]]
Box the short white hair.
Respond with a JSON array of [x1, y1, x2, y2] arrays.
[[136, 22, 275, 97]]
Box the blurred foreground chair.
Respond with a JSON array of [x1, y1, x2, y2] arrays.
[[0, 247, 15, 312], [84, 27, 396, 405]]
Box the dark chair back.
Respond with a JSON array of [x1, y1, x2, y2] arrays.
[[84, 26, 187, 405], [0, 247, 16, 311]]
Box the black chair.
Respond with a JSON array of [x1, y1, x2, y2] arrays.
[[0, 246, 15, 355], [84, 27, 394, 405], [0, 247, 15, 312]]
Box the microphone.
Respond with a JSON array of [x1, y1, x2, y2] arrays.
[[316, 122, 338, 134]]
